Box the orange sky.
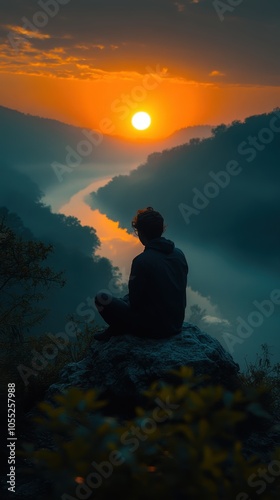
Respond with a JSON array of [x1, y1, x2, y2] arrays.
[[1, 70, 280, 139]]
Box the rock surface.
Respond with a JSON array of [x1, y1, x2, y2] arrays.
[[46, 322, 240, 410]]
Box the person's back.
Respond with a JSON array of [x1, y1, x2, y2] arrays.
[[129, 236, 188, 336]]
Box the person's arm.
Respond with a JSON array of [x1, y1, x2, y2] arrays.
[[128, 256, 148, 310]]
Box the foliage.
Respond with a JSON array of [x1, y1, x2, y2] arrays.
[[240, 344, 280, 422], [65, 314, 101, 362], [20, 367, 280, 500], [189, 137, 201, 146], [211, 124, 228, 136], [0, 211, 65, 335], [0, 324, 98, 412]]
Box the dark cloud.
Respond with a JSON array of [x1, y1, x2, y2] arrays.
[[0, 0, 279, 84]]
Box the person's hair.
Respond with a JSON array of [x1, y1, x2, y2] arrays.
[[131, 207, 166, 240]]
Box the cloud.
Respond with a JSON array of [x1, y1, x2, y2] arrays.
[[209, 70, 225, 77], [4, 24, 51, 39], [0, 33, 217, 86], [174, 2, 185, 12], [0, 1, 280, 85], [202, 315, 230, 326], [174, 0, 201, 11]]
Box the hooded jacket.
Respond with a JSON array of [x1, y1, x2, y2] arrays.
[[128, 237, 188, 336]]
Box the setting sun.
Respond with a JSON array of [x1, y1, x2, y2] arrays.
[[132, 112, 151, 131]]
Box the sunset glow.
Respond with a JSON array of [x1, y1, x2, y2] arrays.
[[132, 112, 151, 131]]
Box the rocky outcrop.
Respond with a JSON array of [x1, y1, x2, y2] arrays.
[[46, 322, 240, 413]]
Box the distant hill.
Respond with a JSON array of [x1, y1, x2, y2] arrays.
[[0, 105, 212, 208], [156, 126, 213, 150]]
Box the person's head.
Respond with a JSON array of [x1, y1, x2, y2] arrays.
[[132, 207, 166, 245]]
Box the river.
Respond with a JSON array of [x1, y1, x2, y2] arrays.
[[58, 175, 142, 277]]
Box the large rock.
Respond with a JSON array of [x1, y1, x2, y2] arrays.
[[47, 322, 240, 412]]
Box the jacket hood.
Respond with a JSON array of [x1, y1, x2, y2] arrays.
[[145, 237, 175, 254]]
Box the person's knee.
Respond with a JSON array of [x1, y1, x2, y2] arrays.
[[95, 291, 113, 307]]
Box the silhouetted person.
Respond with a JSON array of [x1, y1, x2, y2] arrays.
[[94, 207, 188, 340]]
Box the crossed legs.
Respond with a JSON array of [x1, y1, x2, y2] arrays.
[[94, 292, 134, 335]]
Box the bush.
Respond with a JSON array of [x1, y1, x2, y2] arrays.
[[0, 322, 98, 413], [20, 367, 280, 500], [239, 344, 280, 422]]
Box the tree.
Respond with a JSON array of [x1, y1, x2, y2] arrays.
[[189, 138, 201, 146], [211, 124, 227, 136], [0, 210, 65, 339]]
